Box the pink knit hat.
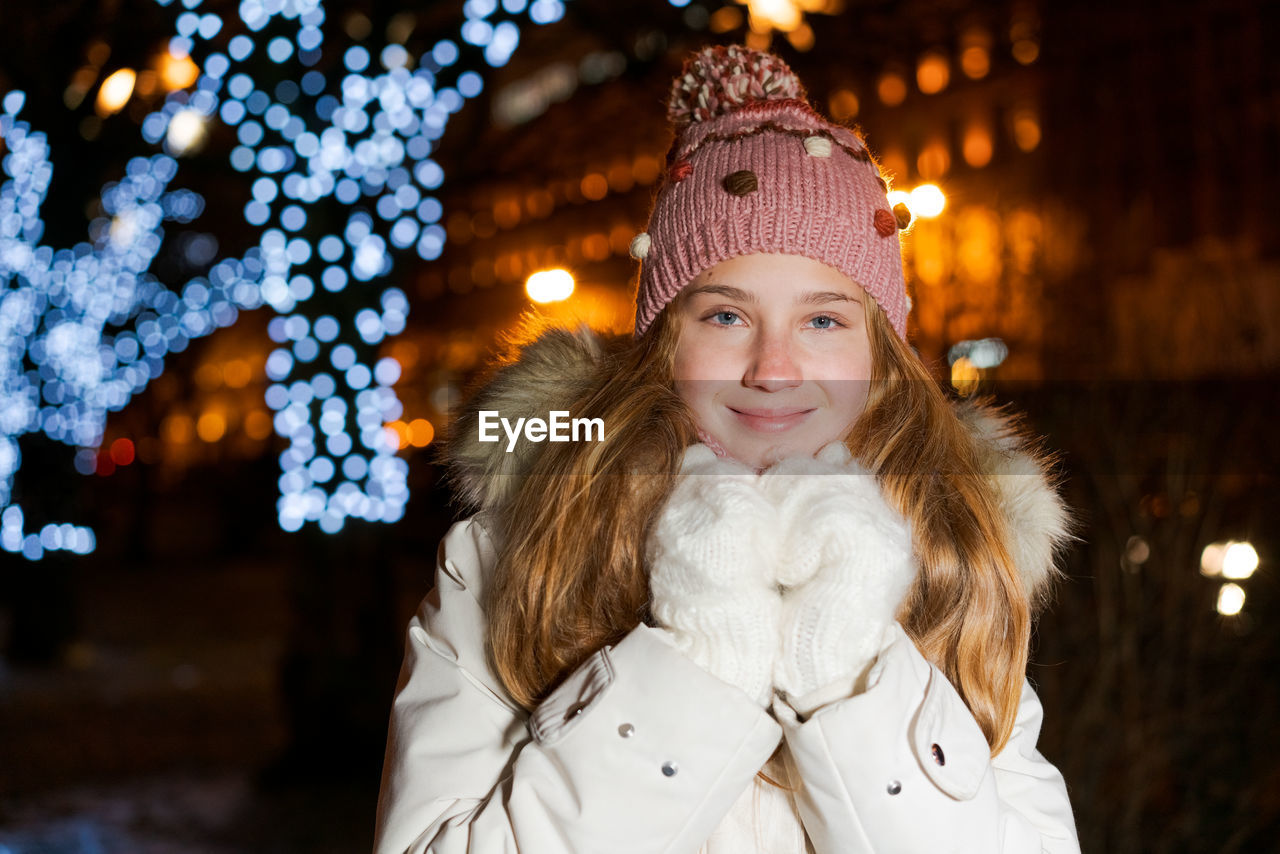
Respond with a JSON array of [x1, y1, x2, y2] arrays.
[[631, 45, 911, 338]]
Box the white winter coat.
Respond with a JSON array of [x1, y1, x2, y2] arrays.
[[372, 327, 1081, 854]]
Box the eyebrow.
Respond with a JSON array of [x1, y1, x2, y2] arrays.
[[684, 283, 862, 306]]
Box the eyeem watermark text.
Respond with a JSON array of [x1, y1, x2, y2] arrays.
[[478, 410, 605, 452]]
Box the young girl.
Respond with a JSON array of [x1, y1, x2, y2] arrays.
[[373, 45, 1080, 853]]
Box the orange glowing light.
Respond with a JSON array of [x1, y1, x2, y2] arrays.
[[244, 410, 273, 440], [162, 413, 194, 444], [1012, 109, 1041, 152], [96, 68, 137, 115], [828, 89, 860, 121], [196, 411, 227, 443], [917, 140, 951, 180], [916, 52, 950, 95], [195, 362, 223, 390], [159, 52, 200, 91], [580, 173, 608, 202], [960, 46, 990, 79], [877, 72, 907, 107], [409, 419, 435, 448], [632, 154, 661, 185], [223, 359, 252, 389], [963, 123, 993, 168]]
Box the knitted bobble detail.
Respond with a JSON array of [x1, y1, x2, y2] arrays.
[[723, 169, 759, 196], [629, 232, 652, 260], [874, 208, 898, 237], [668, 45, 804, 126], [803, 135, 832, 157], [893, 202, 912, 230]]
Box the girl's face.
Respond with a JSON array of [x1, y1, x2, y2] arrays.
[[672, 252, 874, 470]]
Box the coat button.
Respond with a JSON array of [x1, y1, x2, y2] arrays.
[[618, 723, 635, 738], [661, 761, 678, 777], [931, 743, 946, 766], [886, 780, 902, 795]]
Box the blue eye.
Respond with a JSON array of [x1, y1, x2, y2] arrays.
[[710, 311, 741, 326], [809, 315, 839, 329]]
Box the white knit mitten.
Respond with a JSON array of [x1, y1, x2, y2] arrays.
[[648, 444, 782, 707], [760, 442, 916, 716]]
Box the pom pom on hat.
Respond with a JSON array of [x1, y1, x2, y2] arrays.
[[668, 44, 804, 126]]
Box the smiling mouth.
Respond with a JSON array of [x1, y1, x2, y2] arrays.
[[728, 406, 816, 433]]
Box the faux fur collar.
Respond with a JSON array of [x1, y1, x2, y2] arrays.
[[444, 325, 1073, 608]]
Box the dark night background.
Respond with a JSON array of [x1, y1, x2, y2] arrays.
[[1, 1, 1277, 851]]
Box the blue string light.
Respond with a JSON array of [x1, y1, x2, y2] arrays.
[[1, 0, 573, 557]]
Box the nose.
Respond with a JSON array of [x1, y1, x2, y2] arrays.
[[743, 327, 802, 392]]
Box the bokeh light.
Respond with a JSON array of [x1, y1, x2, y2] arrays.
[[2, 0, 575, 554], [525, 268, 575, 303]]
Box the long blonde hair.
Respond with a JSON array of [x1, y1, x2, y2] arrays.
[[485, 296, 1030, 754]]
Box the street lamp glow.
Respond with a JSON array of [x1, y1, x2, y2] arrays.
[[166, 108, 207, 155], [909, 183, 946, 218], [525, 268, 575, 304], [96, 69, 137, 115], [1200, 542, 1225, 576], [1222, 541, 1259, 580], [1217, 582, 1245, 616]]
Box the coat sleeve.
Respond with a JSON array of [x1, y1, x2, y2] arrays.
[[774, 623, 1080, 854], [372, 517, 784, 854]]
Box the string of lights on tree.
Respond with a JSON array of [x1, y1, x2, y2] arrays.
[[0, 0, 571, 560]]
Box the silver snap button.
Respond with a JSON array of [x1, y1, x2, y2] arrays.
[[931, 743, 945, 766], [661, 761, 678, 777], [618, 723, 635, 738], [886, 780, 902, 795]]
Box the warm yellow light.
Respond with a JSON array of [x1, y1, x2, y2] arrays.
[[1222, 542, 1259, 580], [632, 154, 661, 186], [1012, 39, 1040, 65], [917, 140, 951, 180], [161, 413, 194, 444], [963, 122, 993, 168], [961, 45, 990, 79], [710, 6, 745, 33], [196, 412, 227, 443], [785, 21, 814, 52], [580, 173, 608, 201], [877, 72, 907, 107], [886, 190, 911, 209], [526, 268, 575, 304], [951, 357, 981, 396], [745, 0, 804, 32], [582, 233, 610, 262], [910, 184, 946, 218], [244, 410, 273, 441], [1217, 582, 1245, 616], [166, 108, 207, 155], [1200, 542, 1226, 577], [916, 52, 950, 95], [409, 418, 435, 448], [1012, 109, 1041, 152], [223, 359, 252, 389], [195, 362, 223, 391], [159, 52, 200, 91], [96, 69, 137, 115], [828, 89, 860, 121]]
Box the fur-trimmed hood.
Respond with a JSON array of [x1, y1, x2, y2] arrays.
[[444, 325, 1073, 607]]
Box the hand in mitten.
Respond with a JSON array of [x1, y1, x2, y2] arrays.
[[648, 444, 782, 707], [760, 442, 916, 716]]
